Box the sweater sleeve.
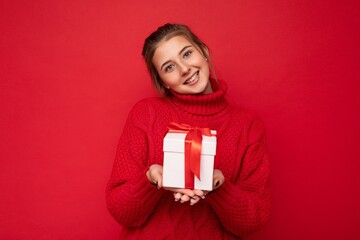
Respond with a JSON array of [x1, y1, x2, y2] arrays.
[[206, 118, 271, 237], [106, 102, 164, 227]]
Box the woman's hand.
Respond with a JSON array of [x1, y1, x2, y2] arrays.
[[168, 169, 225, 205], [146, 165, 225, 205], [166, 169, 225, 205], [213, 169, 225, 190], [146, 164, 163, 189], [166, 188, 205, 206]]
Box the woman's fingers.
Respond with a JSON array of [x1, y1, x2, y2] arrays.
[[147, 164, 163, 189], [156, 175, 163, 188], [180, 194, 190, 203], [190, 195, 201, 205], [193, 189, 206, 199], [173, 192, 191, 203], [213, 169, 225, 190], [173, 192, 182, 202], [169, 188, 212, 206], [166, 188, 196, 197], [171, 189, 203, 205]]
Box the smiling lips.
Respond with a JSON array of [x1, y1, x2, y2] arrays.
[[184, 71, 199, 85]]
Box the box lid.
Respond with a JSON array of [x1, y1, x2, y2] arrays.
[[163, 131, 217, 155]]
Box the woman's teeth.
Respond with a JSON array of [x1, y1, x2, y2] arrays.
[[185, 72, 199, 84]]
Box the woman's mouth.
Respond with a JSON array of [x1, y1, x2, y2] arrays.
[[184, 71, 199, 85]]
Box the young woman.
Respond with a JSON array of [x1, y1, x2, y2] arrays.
[[106, 23, 271, 239]]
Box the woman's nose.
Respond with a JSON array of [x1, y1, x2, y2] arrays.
[[179, 62, 191, 76]]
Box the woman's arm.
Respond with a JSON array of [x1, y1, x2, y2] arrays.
[[206, 118, 271, 237], [106, 103, 164, 227]]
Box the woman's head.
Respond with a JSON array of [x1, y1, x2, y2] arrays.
[[142, 23, 215, 96]]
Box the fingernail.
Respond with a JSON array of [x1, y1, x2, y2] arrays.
[[174, 198, 179, 202], [201, 195, 205, 199], [180, 200, 184, 203]]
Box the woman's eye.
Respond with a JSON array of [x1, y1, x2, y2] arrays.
[[184, 50, 192, 58], [165, 64, 174, 72]]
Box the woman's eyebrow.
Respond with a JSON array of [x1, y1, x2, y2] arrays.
[[160, 45, 192, 70], [179, 45, 192, 55]]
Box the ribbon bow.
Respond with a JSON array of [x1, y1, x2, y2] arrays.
[[167, 122, 215, 189]]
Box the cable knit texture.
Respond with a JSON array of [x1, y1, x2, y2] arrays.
[[106, 81, 271, 239]]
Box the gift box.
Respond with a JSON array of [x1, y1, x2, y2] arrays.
[[162, 122, 217, 191]]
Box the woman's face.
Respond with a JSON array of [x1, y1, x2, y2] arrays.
[[152, 35, 212, 95]]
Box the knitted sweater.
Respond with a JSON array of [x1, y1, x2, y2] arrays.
[[106, 81, 271, 239]]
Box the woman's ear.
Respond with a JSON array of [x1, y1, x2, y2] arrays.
[[202, 46, 210, 60], [161, 80, 170, 89]]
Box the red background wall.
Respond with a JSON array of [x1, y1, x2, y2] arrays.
[[1, 0, 359, 239]]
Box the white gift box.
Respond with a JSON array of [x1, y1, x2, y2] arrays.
[[162, 131, 217, 191]]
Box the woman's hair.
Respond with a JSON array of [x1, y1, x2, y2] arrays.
[[142, 23, 216, 96]]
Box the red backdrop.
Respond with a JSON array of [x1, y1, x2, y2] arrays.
[[1, 0, 359, 239]]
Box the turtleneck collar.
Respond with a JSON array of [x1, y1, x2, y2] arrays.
[[168, 80, 229, 116]]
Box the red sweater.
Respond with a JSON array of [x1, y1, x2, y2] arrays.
[[106, 81, 271, 239]]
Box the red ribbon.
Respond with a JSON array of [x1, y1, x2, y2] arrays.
[[167, 122, 215, 189]]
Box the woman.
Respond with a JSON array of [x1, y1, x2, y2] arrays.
[[106, 23, 271, 239]]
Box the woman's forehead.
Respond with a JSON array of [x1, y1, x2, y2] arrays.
[[157, 36, 193, 53], [152, 36, 194, 64]]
